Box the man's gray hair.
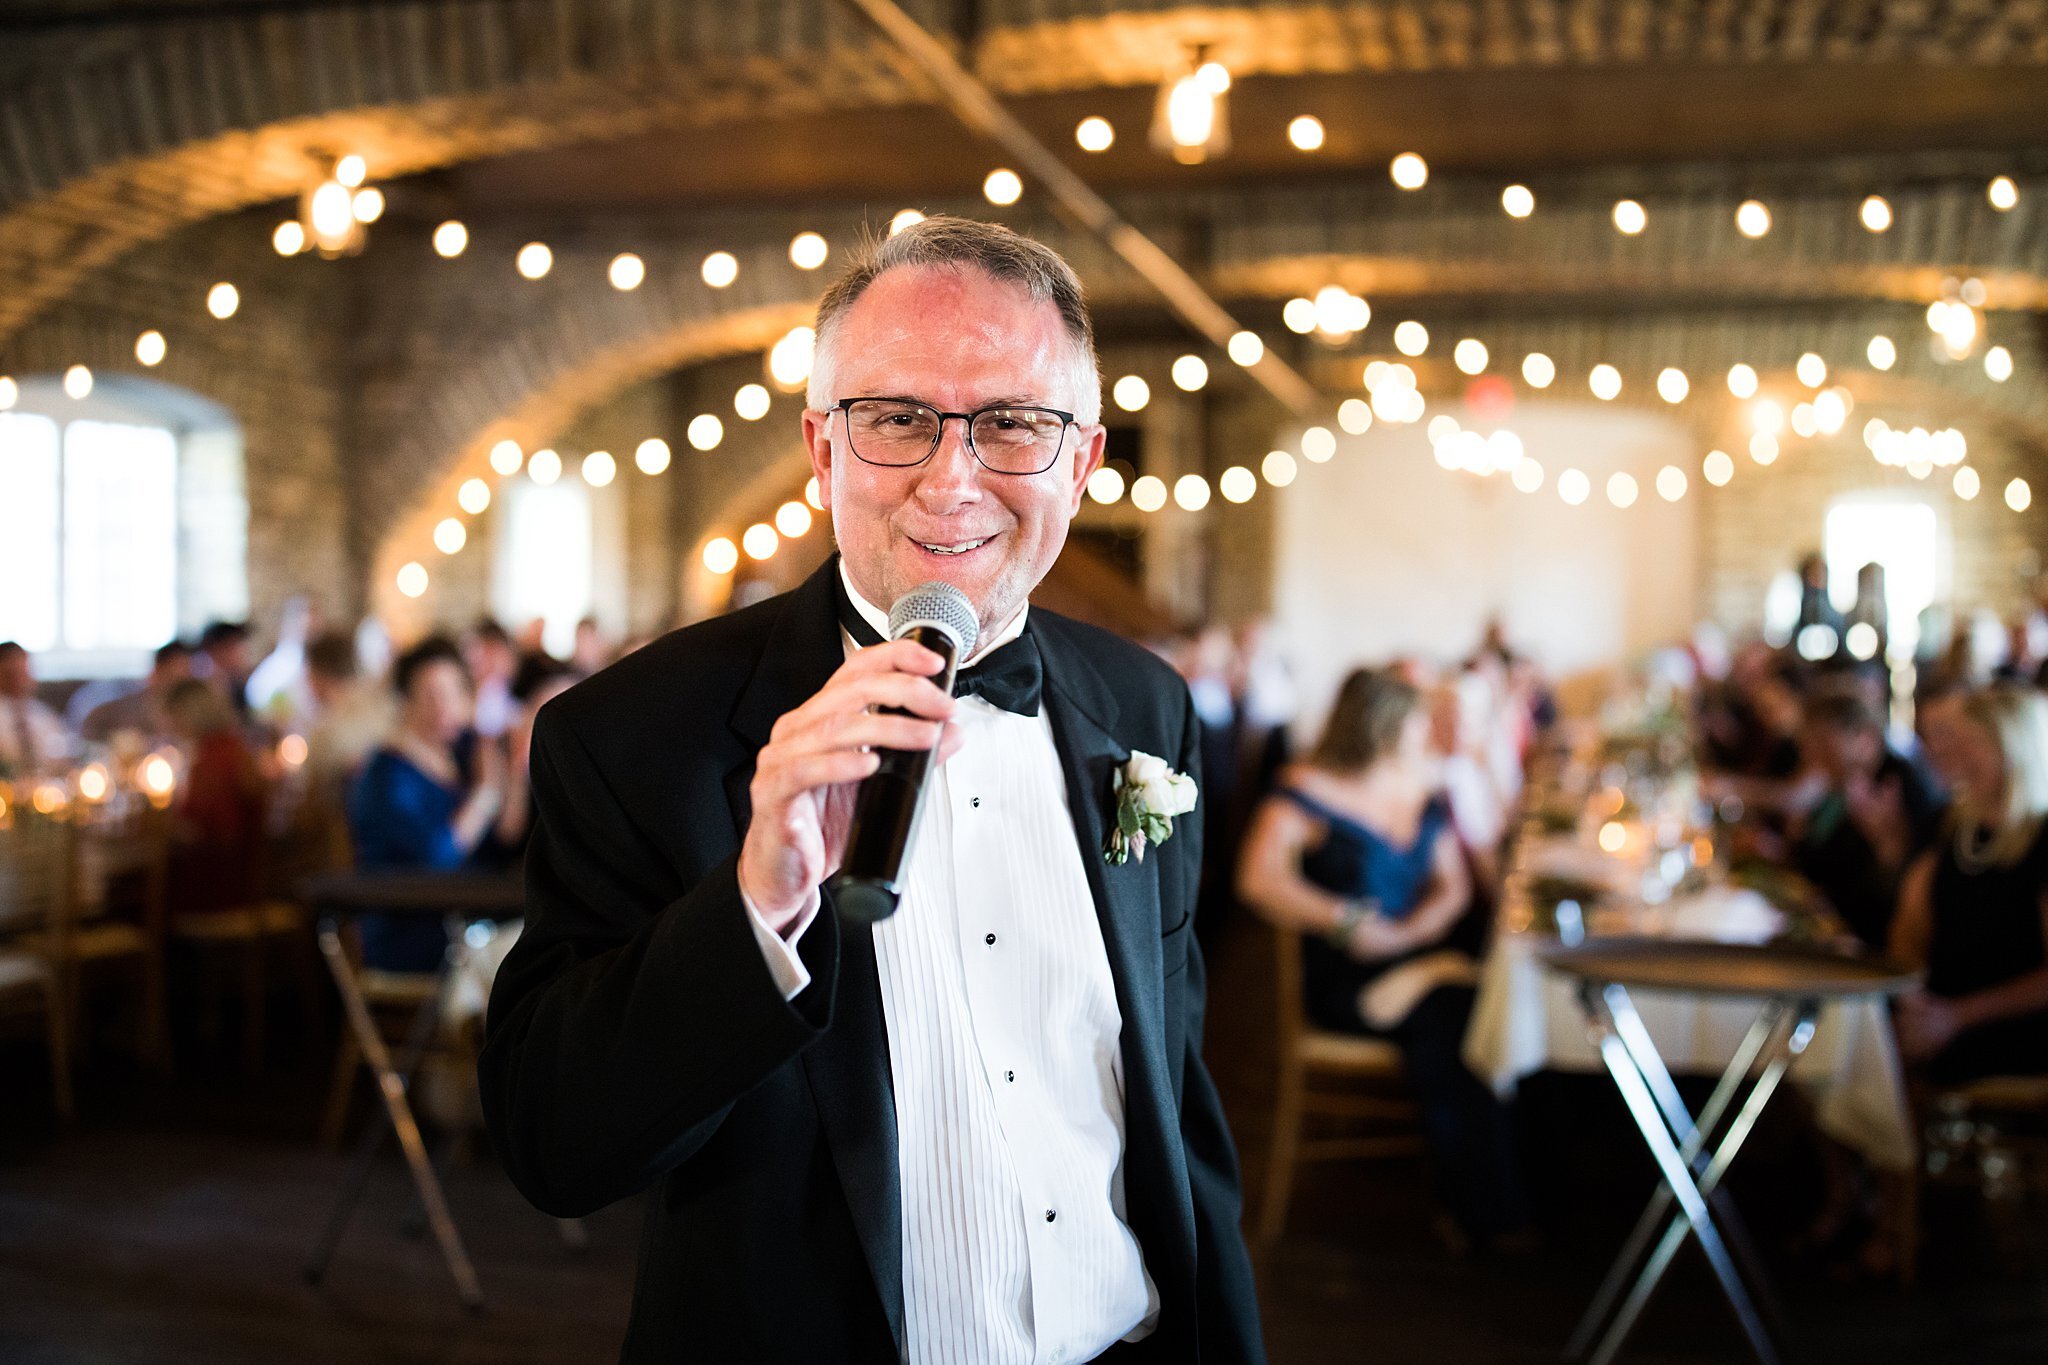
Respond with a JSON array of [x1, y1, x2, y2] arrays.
[[807, 215, 1102, 425]]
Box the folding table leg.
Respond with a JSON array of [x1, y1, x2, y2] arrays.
[[1587, 998, 1781, 1365], [1566, 998, 1785, 1359], [304, 921, 484, 1310]]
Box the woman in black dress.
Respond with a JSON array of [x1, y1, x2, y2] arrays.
[[1891, 685, 2048, 1083]]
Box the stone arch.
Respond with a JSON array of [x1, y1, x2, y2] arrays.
[[7, 0, 2048, 345]]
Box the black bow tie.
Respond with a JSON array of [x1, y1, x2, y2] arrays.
[[834, 583, 1044, 717]]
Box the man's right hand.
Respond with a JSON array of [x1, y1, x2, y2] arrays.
[[737, 639, 961, 931]]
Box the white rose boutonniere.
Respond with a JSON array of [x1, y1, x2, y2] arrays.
[[1105, 750, 1199, 865]]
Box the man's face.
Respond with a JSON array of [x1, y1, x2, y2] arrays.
[[802, 265, 1105, 641]]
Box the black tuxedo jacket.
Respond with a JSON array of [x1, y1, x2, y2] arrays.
[[478, 558, 1264, 1363]]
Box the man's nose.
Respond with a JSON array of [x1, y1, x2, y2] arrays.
[[913, 418, 984, 511]]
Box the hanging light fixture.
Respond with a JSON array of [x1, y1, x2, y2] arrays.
[[277, 154, 380, 258], [1151, 44, 1231, 165]]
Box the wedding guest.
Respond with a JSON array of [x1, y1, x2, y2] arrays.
[[476, 653, 579, 871], [570, 616, 610, 675], [462, 617, 520, 739], [196, 620, 255, 720], [0, 641, 75, 777], [81, 641, 193, 744], [1238, 666, 1529, 1250], [1789, 687, 1946, 951], [163, 678, 266, 915], [297, 630, 394, 864], [1432, 669, 1512, 894], [1891, 686, 2048, 1084], [346, 636, 506, 972]]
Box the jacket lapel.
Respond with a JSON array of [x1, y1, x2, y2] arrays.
[[1033, 617, 1188, 1279], [725, 559, 905, 1356]]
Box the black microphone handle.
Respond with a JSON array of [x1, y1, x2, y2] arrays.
[[828, 623, 960, 924]]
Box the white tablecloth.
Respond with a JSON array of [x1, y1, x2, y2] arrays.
[[1463, 928, 1917, 1171]]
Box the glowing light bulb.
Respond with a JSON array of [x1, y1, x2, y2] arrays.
[[1613, 199, 1647, 235], [1287, 116, 1325, 151], [608, 253, 645, 290], [1219, 466, 1257, 503], [1735, 200, 1771, 238], [434, 518, 467, 554], [1703, 450, 1734, 486], [1113, 376, 1151, 412], [527, 448, 561, 485], [489, 440, 523, 476], [1393, 321, 1429, 356], [1796, 352, 1827, 388], [273, 221, 306, 255], [1501, 184, 1535, 218], [1589, 364, 1622, 400], [396, 561, 428, 598], [1607, 472, 1639, 508], [1727, 363, 1758, 399], [1453, 339, 1488, 375], [702, 538, 739, 574], [1656, 465, 1688, 501], [1656, 367, 1689, 403], [789, 232, 828, 270], [582, 450, 616, 487], [433, 220, 468, 257], [1087, 466, 1125, 504], [701, 251, 738, 287], [1301, 426, 1336, 463], [1130, 475, 1168, 512], [1227, 331, 1263, 366], [1262, 450, 1297, 487], [1867, 336, 1896, 370], [1521, 352, 1555, 388], [351, 187, 384, 223], [688, 414, 724, 451], [1171, 355, 1209, 391], [982, 169, 1022, 205], [63, 364, 92, 399], [516, 243, 552, 279], [734, 384, 772, 420], [1988, 176, 2018, 211], [1985, 346, 2013, 382], [335, 155, 367, 187], [1860, 196, 1892, 232], [775, 501, 813, 537], [768, 326, 815, 389], [2008, 478, 2033, 512], [1337, 398, 1372, 434], [1076, 117, 1114, 152], [1173, 474, 1211, 511], [458, 479, 490, 514], [635, 439, 671, 475], [207, 282, 239, 318], [1390, 153, 1428, 190], [134, 330, 166, 366], [1558, 469, 1590, 505], [743, 523, 779, 561], [1953, 467, 1980, 500], [1511, 458, 1544, 493]]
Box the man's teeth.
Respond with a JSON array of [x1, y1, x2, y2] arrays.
[[920, 537, 989, 556]]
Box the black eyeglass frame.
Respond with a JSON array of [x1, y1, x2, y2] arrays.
[[831, 396, 1080, 475]]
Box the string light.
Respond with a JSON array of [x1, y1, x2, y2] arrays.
[[1393, 321, 1429, 356], [1607, 472, 1639, 508], [1301, 426, 1336, 463], [2007, 478, 2033, 513], [582, 450, 617, 487], [335, 155, 367, 187], [1521, 353, 1555, 388], [1735, 200, 1771, 238], [434, 518, 467, 554], [1287, 116, 1325, 151], [273, 221, 306, 255], [1501, 185, 1535, 218], [134, 330, 166, 366], [1453, 339, 1488, 376], [688, 414, 724, 450], [635, 438, 671, 475], [743, 523, 779, 560], [1727, 363, 1758, 399], [1312, 285, 1369, 340], [1589, 364, 1622, 400], [1558, 469, 1590, 505], [63, 364, 92, 399], [1153, 52, 1230, 164], [1173, 474, 1211, 511], [1612, 199, 1647, 235], [433, 220, 468, 257], [1703, 450, 1735, 486], [1751, 398, 1786, 434], [982, 169, 1022, 205], [790, 232, 829, 270], [1988, 176, 2018, 211], [396, 562, 428, 598], [458, 478, 490, 514], [1390, 153, 1428, 189], [1656, 367, 1689, 403], [1113, 376, 1151, 412], [516, 243, 552, 279], [1953, 467, 1980, 500], [1750, 433, 1779, 465], [1656, 466, 1688, 501], [352, 188, 385, 223], [608, 253, 645, 290], [1171, 355, 1209, 391], [207, 283, 239, 318], [1262, 450, 1297, 487], [1282, 298, 1316, 334], [701, 252, 738, 287], [805, 477, 823, 510], [1219, 466, 1257, 503], [489, 439, 523, 475], [1336, 398, 1372, 434], [734, 384, 772, 420], [1985, 346, 2013, 382], [776, 501, 814, 537], [1860, 196, 1893, 232], [527, 448, 561, 485], [768, 326, 815, 389], [1130, 475, 1168, 512], [1511, 458, 1544, 493], [1076, 117, 1114, 152], [1796, 352, 1827, 387], [889, 210, 925, 236], [1227, 331, 1263, 366], [1867, 336, 1896, 370], [702, 537, 739, 574], [1087, 466, 1126, 504]]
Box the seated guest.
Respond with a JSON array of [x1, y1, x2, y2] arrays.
[[475, 653, 579, 871], [462, 617, 520, 740], [81, 641, 194, 744], [1891, 686, 2048, 1084], [346, 636, 505, 972], [1238, 666, 1530, 1249], [163, 678, 267, 915], [196, 620, 255, 721], [0, 641, 76, 778], [1789, 686, 1946, 951]]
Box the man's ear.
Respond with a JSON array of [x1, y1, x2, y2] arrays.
[[801, 407, 834, 509], [1068, 423, 1108, 516]]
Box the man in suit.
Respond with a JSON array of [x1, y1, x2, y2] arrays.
[[479, 216, 1263, 1363]]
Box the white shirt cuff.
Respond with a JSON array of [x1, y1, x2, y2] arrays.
[[741, 886, 820, 1001]]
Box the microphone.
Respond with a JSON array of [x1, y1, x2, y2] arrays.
[[829, 582, 981, 924]]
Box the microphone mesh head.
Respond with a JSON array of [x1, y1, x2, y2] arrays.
[[889, 582, 980, 657]]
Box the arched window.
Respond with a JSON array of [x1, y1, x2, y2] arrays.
[[0, 375, 247, 677]]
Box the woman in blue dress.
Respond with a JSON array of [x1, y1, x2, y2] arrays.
[[346, 636, 506, 972], [1239, 665, 1530, 1248]]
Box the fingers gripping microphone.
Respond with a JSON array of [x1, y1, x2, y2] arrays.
[[829, 582, 980, 924]]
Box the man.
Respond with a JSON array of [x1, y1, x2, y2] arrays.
[[80, 640, 193, 743], [0, 641, 76, 778], [195, 620, 254, 720], [480, 218, 1262, 1363]]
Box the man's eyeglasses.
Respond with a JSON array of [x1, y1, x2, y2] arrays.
[[833, 397, 1076, 476]]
